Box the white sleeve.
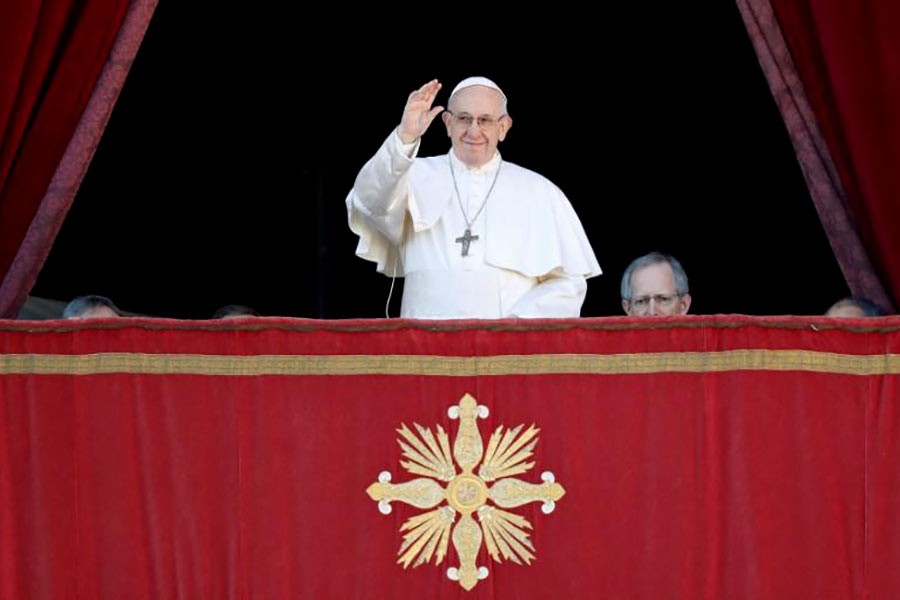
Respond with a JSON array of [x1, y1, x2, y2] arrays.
[[506, 269, 588, 318], [345, 130, 418, 272]]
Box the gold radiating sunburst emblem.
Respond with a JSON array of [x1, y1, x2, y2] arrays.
[[366, 393, 566, 591]]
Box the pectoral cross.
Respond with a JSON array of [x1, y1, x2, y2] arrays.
[[455, 229, 479, 257]]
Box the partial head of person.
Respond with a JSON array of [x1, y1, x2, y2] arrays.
[[442, 76, 512, 169], [62, 295, 122, 319], [621, 252, 691, 316], [825, 296, 888, 318], [213, 304, 261, 319]]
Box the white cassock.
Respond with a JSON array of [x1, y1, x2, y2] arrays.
[[347, 130, 602, 319]]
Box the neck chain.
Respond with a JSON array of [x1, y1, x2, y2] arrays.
[[449, 155, 502, 257]]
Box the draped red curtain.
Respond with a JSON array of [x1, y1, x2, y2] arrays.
[[0, 0, 156, 318], [2, 316, 899, 599], [737, 0, 900, 311]]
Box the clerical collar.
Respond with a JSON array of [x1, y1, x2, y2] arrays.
[[448, 150, 502, 175]]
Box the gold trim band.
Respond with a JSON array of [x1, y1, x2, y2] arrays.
[[1, 350, 899, 376]]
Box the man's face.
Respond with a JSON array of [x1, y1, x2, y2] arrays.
[[623, 262, 691, 316], [442, 86, 511, 168]]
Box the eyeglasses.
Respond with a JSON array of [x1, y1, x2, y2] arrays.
[[448, 112, 504, 130], [630, 294, 681, 310]]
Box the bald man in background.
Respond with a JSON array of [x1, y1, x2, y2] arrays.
[[825, 296, 888, 317]]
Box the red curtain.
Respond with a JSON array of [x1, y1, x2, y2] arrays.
[[2, 316, 899, 599], [0, 0, 156, 318], [737, 0, 900, 311]]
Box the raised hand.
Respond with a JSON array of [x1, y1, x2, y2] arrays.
[[397, 79, 444, 144]]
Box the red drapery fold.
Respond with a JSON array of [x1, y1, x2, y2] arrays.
[[737, 0, 900, 311], [0, 0, 157, 318], [2, 316, 899, 599]]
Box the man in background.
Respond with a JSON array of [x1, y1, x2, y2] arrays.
[[62, 295, 123, 319], [825, 296, 888, 317], [621, 252, 691, 316]]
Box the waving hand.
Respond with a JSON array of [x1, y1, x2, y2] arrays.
[[397, 79, 444, 144]]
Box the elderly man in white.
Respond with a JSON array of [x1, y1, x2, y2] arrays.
[[346, 76, 601, 319]]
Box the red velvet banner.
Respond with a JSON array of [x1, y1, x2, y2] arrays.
[[1, 316, 899, 599]]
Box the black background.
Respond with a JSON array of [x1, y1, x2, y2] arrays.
[[31, 5, 849, 319]]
